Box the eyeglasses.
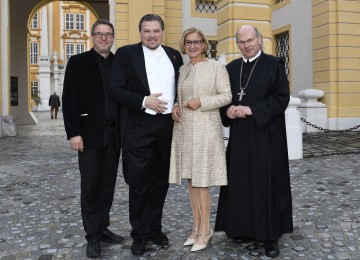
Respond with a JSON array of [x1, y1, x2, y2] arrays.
[[184, 40, 203, 46], [93, 32, 114, 39], [238, 36, 257, 46]]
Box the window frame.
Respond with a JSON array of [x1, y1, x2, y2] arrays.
[[30, 42, 39, 65]]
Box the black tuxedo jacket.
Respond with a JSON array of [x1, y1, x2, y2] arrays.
[[109, 42, 183, 144], [62, 48, 121, 149]]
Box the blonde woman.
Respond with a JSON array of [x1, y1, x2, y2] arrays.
[[169, 27, 232, 252]]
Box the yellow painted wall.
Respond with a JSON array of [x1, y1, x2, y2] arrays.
[[312, 0, 360, 118], [217, 0, 272, 62], [114, 0, 182, 50]]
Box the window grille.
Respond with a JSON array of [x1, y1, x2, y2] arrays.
[[31, 12, 38, 29], [275, 31, 290, 79], [30, 42, 39, 64], [195, 0, 217, 14], [206, 40, 218, 59], [65, 13, 84, 30], [275, 0, 284, 4]]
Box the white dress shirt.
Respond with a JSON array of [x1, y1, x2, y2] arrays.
[[143, 45, 175, 115]]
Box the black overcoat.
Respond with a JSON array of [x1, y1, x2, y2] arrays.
[[62, 48, 121, 149]]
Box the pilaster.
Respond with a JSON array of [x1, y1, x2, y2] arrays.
[[216, 0, 272, 62], [312, 0, 360, 119]]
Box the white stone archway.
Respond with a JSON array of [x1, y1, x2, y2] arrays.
[[0, 0, 110, 134]]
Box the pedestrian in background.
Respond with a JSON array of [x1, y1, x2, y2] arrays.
[[49, 91, 60, 119], [62, 19, 123, 258], [109, 14, 183, 256], [214, 25, 293, 258], [169, 27, 231, 252]]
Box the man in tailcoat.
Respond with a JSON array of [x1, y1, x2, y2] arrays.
[[62, 19, 123, 258], [109, 14, 183, 256], [215, 25, 293, 258]]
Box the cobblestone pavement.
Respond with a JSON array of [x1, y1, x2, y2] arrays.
[[0, 111, 360, 260]]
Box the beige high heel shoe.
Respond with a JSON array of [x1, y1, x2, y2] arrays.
[[190, 229, 213, 252], [184, 228, 198, 246]]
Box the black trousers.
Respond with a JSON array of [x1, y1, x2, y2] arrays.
[[123, 112, 173, 240], [78, 126, 120, 241]]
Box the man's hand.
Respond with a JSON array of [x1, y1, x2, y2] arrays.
[[144, 93, 168, 113], [172, 104, 181, 122], [183, 98, 201, 110], [70, 136, 84, 152], [226, 105, 239, 119], [227, 105, 252, 119]]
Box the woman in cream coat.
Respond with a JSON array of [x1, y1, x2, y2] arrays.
[[169, 27, 232, 252]]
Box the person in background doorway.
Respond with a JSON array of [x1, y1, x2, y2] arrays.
[[49, 91, 60, 119]]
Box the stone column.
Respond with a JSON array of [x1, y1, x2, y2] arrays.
[[0, 0, 16, 137], [37, 5, 51, 111], [285, 96, 303, 160]]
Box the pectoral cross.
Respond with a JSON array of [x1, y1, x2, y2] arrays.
[[237, 88, 246, 101]]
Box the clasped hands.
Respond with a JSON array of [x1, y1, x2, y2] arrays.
[[172, 98, 201, 122], [226, 105, 252, 119]]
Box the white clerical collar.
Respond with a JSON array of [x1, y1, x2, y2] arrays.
[[243, 50, 261, 63], [142, 45, 164, 57]]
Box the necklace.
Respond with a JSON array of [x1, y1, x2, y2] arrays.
[[238, 56, 260, 101]]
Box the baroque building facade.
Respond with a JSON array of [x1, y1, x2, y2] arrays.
[[0, 0, 359, 135]]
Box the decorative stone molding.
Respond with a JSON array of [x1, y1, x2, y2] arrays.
[[298, 89, 327, 133]]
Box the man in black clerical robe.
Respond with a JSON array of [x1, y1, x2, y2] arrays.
[[215, 25, 293, 258]]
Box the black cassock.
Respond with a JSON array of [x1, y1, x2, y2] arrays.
[[215, 53, 293, 241]]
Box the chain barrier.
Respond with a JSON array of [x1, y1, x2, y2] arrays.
[[301, 118, 360, 133], [223, 119, 359, 140]]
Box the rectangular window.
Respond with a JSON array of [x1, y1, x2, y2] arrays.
[[65, 13, 85, 30], [65, 13, 74, 30], [76, 14, 84, 30], [275, 0, 284, 3], [65, 43, 85, 62], [206, 40, 218, 59], [195, 0, 217, 14], [275, 31, 290, 79], [31, 81, 39, 96], [31, 12, 38, 29], [30, 42, 39, 64]]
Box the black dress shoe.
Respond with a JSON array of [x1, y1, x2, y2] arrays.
[[102, 228, 124, 243], [233, 236, 252, 243], [264, 240, 280, 258], [131, 239, 147, 256], [149, 230, 169, 247], [86, 239, 101, 258]]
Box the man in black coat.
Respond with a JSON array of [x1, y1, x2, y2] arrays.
[[215, 25, 293, 258], [48, 91, 60, 119], [62, 19, 123, 258], [109, 14, 183, 256]]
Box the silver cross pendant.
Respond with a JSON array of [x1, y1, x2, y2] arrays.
[[237, 88, 246, 101]]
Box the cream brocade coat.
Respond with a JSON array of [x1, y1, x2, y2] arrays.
[[169, 59, 232, 187]]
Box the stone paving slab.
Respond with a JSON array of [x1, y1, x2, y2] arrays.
[[0, 112, 359, 259]]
